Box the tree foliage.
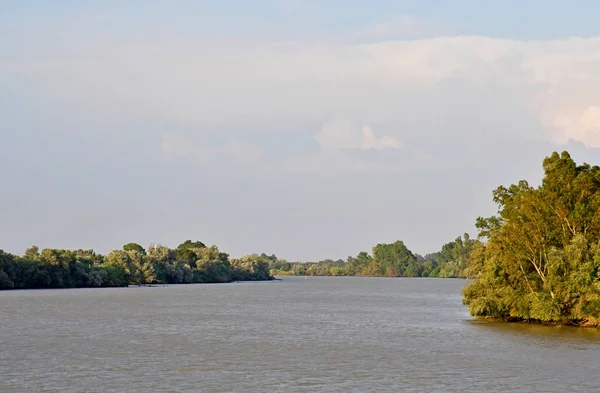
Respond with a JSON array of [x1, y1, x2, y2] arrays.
[[462, 151, 600, 326], [123, 243, 146, 255], [0, 241, 273, 290], [269, 237, 475, 278]]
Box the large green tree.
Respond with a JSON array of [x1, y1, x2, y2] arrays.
[[175, 240, 206, 268], [105, 249, 156, 285], [231, 254, 273, 281], [463, 151, 600, 325], [371, 241, 419, 277], [195, 246, 231, 283], [437, 234, 476, 278]]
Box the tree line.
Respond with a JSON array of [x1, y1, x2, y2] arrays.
[[268, 234, 476, 278], [0, 240, 273, 290], [0, 233, 475, 290]]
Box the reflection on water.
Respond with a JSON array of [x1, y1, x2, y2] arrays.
[[1, 277, 599, 392], [469, 318, 600, 340], [467, 318, 600, 355]]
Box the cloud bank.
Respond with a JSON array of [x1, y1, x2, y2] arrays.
[[6, 33, 600, 154]]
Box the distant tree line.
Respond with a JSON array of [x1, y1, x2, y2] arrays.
[[268, 234, 476, 278], [0, 240, 273, 290]]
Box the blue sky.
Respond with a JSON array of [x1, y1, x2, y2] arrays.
[[4, 0, 600, 39], [1, 1, 600, 260]]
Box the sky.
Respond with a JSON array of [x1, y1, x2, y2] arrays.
[[1, 1, 600, 261]]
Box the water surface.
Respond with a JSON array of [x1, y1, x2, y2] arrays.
[[1, 277, 599, 392]]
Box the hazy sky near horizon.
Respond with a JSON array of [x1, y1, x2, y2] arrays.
[[2, 1, 600, 260]]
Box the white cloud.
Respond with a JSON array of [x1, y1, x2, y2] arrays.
[[314, 119, 402, 151], [549, 106, 600, 148], [5, 29, 600, 150], [286, 119, 403, 174], [362, 126, 402, 150]]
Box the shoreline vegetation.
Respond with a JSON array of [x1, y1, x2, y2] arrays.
[[0, 241, 274, 290], [1, 151, 599, 328], [462, 151, 600, 327], [0, 234, 475, 291], [269, 235, 474, 278]]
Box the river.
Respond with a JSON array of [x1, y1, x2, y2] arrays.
[[1, 276, 599, 392]]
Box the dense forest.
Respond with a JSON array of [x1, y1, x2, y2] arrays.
[[462, 151, 600, 326], [269, 234, 476, 278], [0, 240, 273, 289]]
